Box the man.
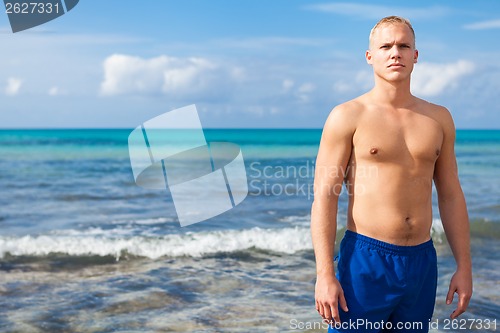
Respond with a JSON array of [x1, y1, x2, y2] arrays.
[[311, 16, 472, 332]]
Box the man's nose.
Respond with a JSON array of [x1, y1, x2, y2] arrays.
[[391, 46, 401, 59]]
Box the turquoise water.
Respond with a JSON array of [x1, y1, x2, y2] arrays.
[[0, 129, 498, 332]]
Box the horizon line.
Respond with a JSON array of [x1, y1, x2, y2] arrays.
[[0, 127, 499, 131]]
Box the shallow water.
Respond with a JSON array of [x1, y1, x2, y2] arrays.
[[0, 129, 499, 332]]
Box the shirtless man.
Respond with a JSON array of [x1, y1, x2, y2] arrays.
[[311, 16, 472, 332]]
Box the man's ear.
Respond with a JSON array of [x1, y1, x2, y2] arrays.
[[414, 49, 419, 63], [366, 50, 373, 65]]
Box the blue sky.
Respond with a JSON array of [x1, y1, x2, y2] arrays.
[[1, 0, 499, 128]]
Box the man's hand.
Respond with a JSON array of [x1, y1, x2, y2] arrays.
[[446, 268, 473, 319], [315, 275, 348, 324]]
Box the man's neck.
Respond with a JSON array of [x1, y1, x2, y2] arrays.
[[370, 77, 414, 108]]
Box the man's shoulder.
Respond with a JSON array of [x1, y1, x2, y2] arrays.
[[415, 98, 454, 124], [335, 95, 368, 111], [323, 97, 367, 136], [416, 98, 447, 112], [414, 98, 456, 136], [329, 95, 367, 119]]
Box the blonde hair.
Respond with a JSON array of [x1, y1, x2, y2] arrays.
[[369, 16, 415, 48]]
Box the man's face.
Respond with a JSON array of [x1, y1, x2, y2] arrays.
[[366, 23, 418, 82]]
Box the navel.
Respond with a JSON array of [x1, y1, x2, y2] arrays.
[[435, 149, 440, 156], [370, 147, 378, 155]]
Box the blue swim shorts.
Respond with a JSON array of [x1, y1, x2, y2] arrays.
[[328, 230, 437, 333]]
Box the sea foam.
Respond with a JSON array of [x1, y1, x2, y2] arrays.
[[0, 219, 449, 260], [0, 226, 313, 260]]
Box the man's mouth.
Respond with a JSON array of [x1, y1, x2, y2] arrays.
[[388, 63, 405, 67]]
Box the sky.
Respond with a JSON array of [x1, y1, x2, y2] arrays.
[[0, 0, 499, 129]]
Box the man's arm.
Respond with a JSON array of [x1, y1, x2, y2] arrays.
[[311, 104, 355, 324], [433, 107, 472, 319]]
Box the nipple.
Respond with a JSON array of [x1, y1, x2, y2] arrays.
[[370, 148, 378, 155]]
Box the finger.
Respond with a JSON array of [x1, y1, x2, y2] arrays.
[[317, 303, 325, 318], [453, 293, 470, 318], [316, 300, 320, 312], [330, 304, 340, 324], [450, 310, 456, 319], [450, 307, 464, 319], [339, 291, 349, 312], [446, 285, 455, 305], [459, 292, 471, 309], [323, 304, 333, 322]]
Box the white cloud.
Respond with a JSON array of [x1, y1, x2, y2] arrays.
[[279, 79, 317, 103], [298, 83, 315, 94], [100, 54, 239, 98], [48, 86, 60, 96], [282, 79, 294, 92], [270, 107, 281, 114], [304, 2, 450, 20], [332, 81, 352, 94], [331, 61, 475, 98], [101, 54, 170, 95], [463, 19, 500, 30], [333, 70, 373, 94], [296, 82, 316, 102], [411, 60, 475, 97], [5, 77, 22, 96], [162, 57, 216, 94]]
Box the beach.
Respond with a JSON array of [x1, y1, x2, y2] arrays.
[[0, 129, 499, 332]]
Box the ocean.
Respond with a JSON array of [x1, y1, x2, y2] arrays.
[[0, 129, 498, 332]]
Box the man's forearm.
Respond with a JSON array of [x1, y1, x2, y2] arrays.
[[439, 194, 471, 270], [311, 198, 338, 277]]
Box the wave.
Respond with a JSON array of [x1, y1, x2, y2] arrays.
[[0, 226, 313, 260], [0, 218, 497, 262], [111, 217, 174, 225]]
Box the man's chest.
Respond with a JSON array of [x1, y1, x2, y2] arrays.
[[352, 110, 444, 164]]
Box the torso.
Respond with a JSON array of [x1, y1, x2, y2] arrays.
[[344, 95, 444, 245]]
